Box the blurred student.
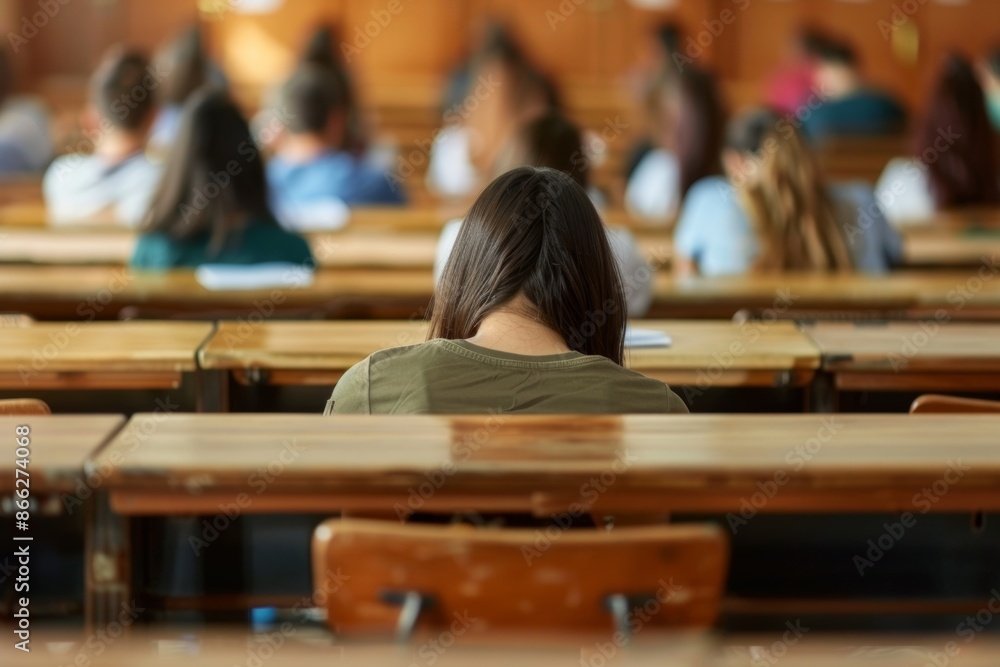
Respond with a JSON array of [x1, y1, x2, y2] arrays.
[[0, 48, 51, 174], [426, 25, 559, 198], [764, 27, 829, 116], [149, 27, 222, 153], [803, 39, 906, 141], [674, 109, 900, 277], [267, 65, 403, 231], [44, 50, 162, 227], [625, 65, 726, 222], [299, 24, 368, 157], [876, 55, 999, 224], [435, 112, 654, 317], [329, 166, 687, 415], [981, 47, 1000, 132], [131, 89, 312, 270]]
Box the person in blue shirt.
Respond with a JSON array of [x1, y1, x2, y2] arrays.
[[674, 109, 901, 277], [802, 40, 906, 141], [131, 89, 313, 270], [267, 65, 405, 231]]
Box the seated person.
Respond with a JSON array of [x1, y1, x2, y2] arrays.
[[979, 46, 1000, 133], [625, 65, 726, 222], [427, 24, 559, 199], [675, 109, 901, 277], [328, 166, 687, 415], [436, 112, 654, 317], [0, 47, 51, 174], [44, 49, 162, 226], [802, 39, 906, 141], [267, 65, 404, 231], [876, 55, 1000, 224], [131, 89, 313, 270]]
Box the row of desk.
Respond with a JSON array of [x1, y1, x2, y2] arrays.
[[4, 320, 1000, 411], [0, 219, 998, 268], [4, 265, 1000, 320], [8, 412, 1000, 629]]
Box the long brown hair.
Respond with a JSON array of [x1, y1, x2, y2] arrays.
[[430, 167, 626, 364], [728, 109, 854, 272]]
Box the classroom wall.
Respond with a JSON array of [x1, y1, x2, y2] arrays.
[[3, 0, 998, 125]]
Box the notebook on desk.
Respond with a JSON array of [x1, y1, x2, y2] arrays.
[[625, 326, 672, 348], [195, 263, 315, 291]]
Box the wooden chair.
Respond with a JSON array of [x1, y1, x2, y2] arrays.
[[910, 394, 1000, 414], [312, 519, 727, 640], [0, 399, 51, 415]]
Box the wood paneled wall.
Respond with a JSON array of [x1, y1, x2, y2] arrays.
[[4, 0, 998, 121]]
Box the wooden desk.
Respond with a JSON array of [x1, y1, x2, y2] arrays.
[[0, 321, 213, 394], [199, 320, 820, 390], [0, 266, 435, 320], [901, 227, 1000, 267], [804, 322, 1000, 401], [89, 413, 1000, 627], [0, 414, 124, 495]]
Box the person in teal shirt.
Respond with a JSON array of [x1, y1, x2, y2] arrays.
[[131, 89, 313, 270]]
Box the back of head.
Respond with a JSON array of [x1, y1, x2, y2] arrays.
[[301, 24, 339, 69], [91, 48, 156, 130], [142, 88, 272, 243], [156, 26, 208, 106], [279, 64, 345, 136], [917, 54, 1000, 208], [431, 167, 626, 364], [675, 65, 726, 195], [499, 112, 587, 188], [726, 109, 853, 272], [816, 38, 858, 69]]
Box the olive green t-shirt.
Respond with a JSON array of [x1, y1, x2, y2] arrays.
[[325, 338, 688, 415]]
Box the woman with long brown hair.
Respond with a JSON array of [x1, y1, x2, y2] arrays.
[[328, 166, 686, 415], [674, 108, 900, 276]]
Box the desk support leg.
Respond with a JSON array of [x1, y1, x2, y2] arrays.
[[808, 372, 837, 413], [85, 491, 133, 633], [197, 370, 230, 413]]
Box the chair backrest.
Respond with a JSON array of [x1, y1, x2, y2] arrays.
[[312, 519, 727, 639], [0, 399, 51, 415], [910, 394, 1000, 414]]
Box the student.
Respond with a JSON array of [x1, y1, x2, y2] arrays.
[[764, 27, 830, 116], [148, 27, 215, 154], [328, 166, 687, 415], [435, 113, 654, 317], [299, 24, 368, 157], [674, 109, 900, 277], [267, 65, 404, 231], [44, 49, 162, 227], [802, 39, 906, 141], [131, 89, 313, 270], [0, 47, 51, 174], [625, 65, 726, 222], [426, 25, 559, 199], [876, 55, 1000, 224]]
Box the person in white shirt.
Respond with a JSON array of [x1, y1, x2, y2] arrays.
[[875, 55, 999, 225], [44, 49, 162, 227], [435, 112, 654, 317], [0, 48, 52, 174]]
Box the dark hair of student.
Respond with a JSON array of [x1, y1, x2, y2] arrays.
[[300, 24, 366, 153], [915, 54, 1000, 209], [430, 167, 626, 365], [726, 109, 854, 272], [471, 24, 561, 113], [279, 64, 346, 135], [816, 38, 858, 68], [156, 26, 209, 106], [988, 46, 1000, 78], [141, 88, 274, 250], [675, 66, 726, 196], [91, 49, 156, 130], [503, 112, 588, 188], [797, 26, 834, 60]]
